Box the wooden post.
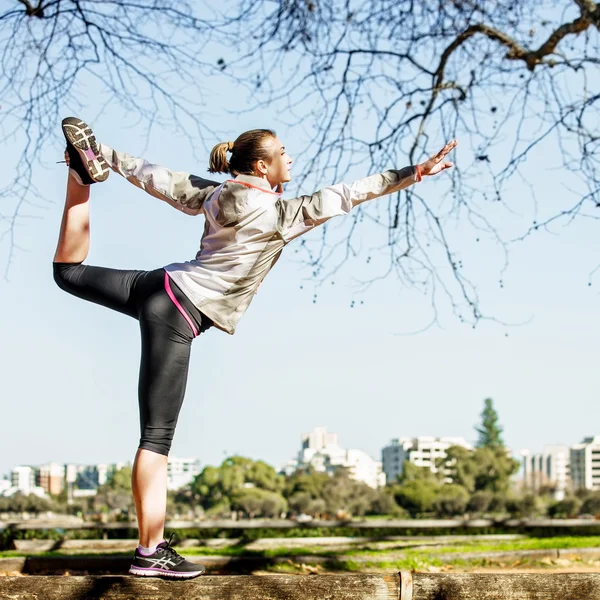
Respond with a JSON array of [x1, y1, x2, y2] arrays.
[[400, 570, 413, 600]]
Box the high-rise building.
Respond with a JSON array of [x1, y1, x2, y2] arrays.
[[521, 445, 571, 500], [382, 436, 472, 484], [570, 436, 600, 490]]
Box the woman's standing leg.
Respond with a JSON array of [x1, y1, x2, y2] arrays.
[[132, 450, 169, 548], [128, 289, 207, 578], [132, 286, 195, 548]]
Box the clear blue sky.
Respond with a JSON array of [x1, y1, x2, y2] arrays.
[[0, 21, 598, 478]]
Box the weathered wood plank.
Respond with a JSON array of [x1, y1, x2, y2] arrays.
[[2, 573, 600, 599], [410, 573, 600, 600], [0, 574, 400, 600], [0, 557, 26, 574]]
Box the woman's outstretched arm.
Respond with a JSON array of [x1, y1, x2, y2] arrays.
[[100, 145, 221, 215], [277, 140, 457, 242]]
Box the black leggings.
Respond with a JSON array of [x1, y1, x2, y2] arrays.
[[53, 263, 212, 456]]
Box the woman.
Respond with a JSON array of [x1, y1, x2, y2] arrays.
[[54, 117, 457, 578]]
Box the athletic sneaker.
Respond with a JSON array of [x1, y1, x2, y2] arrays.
[[61, 117, 109, 184], [129, 536, 206, 579]]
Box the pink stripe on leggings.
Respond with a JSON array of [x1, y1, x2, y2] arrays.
[[164, 272, 199, 337]]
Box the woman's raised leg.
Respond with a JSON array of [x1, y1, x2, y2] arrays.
[[53, 174, 92, 264]]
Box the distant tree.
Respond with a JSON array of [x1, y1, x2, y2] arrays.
[[394, 479, 440, 517], [506, 493, 545, 518], [435, 484, 470, 517], [0, 492, 52, 514], [368, 488, 405, 517], [287, 491, 312, 515], [231, 488, 287, 518], [94, 465, 134, 514], [580, 492, 600, 516], [107, 466, 133, 494], [467, 490, 493, 515], [488, 493, 509, 515], [394, 463, 442, 517], [445, 445, 478, 493], [190, 456, 284, 512], [284, 469, 330, 499], [547, 496, 582, 518], [321, 469, 378, 517], [476, 398, 504, 449], [472, 446, 520, 494]]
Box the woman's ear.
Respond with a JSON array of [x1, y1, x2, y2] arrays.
[[256, 159, 268, 175]]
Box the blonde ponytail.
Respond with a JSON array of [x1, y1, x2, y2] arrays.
[[208, 141, 234, 174], [207, 129, 276, 176]]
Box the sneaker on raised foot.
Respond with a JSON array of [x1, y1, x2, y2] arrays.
[[129, 535, 206, 579], [61, 117, 109, 184]]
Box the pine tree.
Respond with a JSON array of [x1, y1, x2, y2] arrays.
[[476, 398, 504, 449]]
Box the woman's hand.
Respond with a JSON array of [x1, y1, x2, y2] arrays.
[[418, 140, 458, 178]]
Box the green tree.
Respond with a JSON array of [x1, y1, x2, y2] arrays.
[[94, 465, 134, 516], [107, 466, 133, 493], [476, 398, 504, 449], [472, 446, 520, 494], [467, 490, 493, 515], [506, 493, 545, 518], [580, 493, 600, 516], [231, 488, 287, 518], [547, 496, 582, 518], [393, 480, 439, 517], [393, 462, 443, 517], [190, 456, 284, 513], [284, 469, 330, 499], [321, 468, 377, 518], [435, 484, 470, 517], [369, 488, 405, 517], [445, 445, 478, 493]]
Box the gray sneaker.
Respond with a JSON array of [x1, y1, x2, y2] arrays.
[[129, 535, 206, 579]]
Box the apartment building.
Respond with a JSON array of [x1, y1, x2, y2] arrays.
[[521, 445, 570, 500], [571, 436, 600, 490], [382, 436, 472, 483]]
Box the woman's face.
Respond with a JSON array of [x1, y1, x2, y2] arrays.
[[263, 136, 293, 188]]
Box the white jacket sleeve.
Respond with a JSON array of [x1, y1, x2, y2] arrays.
[[276, 166, 418, 242], [100, 144, 220, 215]]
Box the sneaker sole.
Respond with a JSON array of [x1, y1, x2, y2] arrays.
[[61, 117, 110, 183], [129, 566, 206, 579]]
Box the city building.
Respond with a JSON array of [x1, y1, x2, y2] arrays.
[[521, 445, 571, 500], [570, 436, 600, 491], [167, 457, 202, 490], [0, 477, 11, 495], [382, 436, 472, 483], [282, 427, 385, 488], [11, 466, 36, 495], [38, 463, 66, 496], [6, 466, 46, 498]]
